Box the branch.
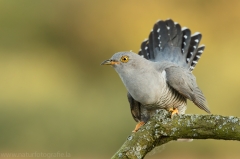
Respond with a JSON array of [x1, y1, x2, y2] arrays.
[[111, 109, 240, 159]]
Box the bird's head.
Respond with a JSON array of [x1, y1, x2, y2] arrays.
[[101, 52, 144, 72]]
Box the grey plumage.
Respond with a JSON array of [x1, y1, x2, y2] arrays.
[[102, 19, 210, 128]]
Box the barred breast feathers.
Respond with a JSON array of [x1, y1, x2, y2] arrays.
[[156, 70, 185, 108]]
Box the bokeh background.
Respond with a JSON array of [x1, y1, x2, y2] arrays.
[[0, 0, 240, 159]]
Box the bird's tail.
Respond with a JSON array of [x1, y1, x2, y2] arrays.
[[138, 19, 205, 71]]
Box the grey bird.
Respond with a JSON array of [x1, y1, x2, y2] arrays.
[[101, 19, 210, 132]]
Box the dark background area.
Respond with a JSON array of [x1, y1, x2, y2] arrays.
[[0, 0, 240, 158]]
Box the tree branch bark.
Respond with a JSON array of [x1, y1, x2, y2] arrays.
[[111, 109, 240, 159]]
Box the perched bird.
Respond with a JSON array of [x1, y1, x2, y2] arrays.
[[101, 19, 210, 132]]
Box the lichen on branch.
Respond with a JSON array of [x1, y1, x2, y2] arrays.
[[111, 109, 240, 159]]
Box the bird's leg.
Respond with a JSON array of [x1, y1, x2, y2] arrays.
[[169, 108, 179, 118], [132, 121, 145, 132]]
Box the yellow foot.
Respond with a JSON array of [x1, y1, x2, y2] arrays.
[[132, 121, 145, 132], [169, 108, 179, 118]]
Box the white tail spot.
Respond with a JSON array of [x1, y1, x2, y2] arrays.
[[184, 35, 188, 39], [145, 46, 148, 50], [193, 61, 198, 64], [157, 28, 160, 33], [198, 50, 203, 53], [192, 32, 201, 36], [167, 26, 170, 30], [195, 39, 199, 43]]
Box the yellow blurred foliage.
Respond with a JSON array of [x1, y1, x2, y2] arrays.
[[0, 0, 240, 158]]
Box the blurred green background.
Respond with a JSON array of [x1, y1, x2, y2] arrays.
[[0, 0, 240, 159]]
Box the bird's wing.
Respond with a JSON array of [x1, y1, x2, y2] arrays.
[[165, 66, 210, 113], [127, 92, 141, 122], [127, 93, 152, 123]]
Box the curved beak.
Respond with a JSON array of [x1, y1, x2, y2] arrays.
[[101, 59, 120, 65]]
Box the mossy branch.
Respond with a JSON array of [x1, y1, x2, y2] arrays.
[[111, 109, 240, 159]]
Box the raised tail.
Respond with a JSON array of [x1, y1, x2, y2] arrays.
[[138, 19, 205, 71]]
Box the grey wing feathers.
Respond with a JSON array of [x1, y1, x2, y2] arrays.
[[138, 19, 205, 71], [165, 66, 210, 113]]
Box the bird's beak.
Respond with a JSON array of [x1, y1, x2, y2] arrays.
[[101, 59, 120, 65]]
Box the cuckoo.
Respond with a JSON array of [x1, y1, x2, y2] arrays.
[[101, 19, 210, 132]]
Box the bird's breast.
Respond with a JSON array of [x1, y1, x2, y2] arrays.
[[121, 70, 167, 105]]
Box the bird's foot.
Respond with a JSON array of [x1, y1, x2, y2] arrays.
[[132, 121, 145, 132], [169, 108, 179, 118]]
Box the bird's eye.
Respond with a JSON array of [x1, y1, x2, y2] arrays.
[[120, 55, 129, 63]]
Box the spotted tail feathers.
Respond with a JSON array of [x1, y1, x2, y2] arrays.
[[138, 19, 205, 71]]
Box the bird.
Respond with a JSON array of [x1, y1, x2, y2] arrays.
[[101, 19, 210, 132]]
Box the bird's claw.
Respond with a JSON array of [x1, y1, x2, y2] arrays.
[[132, 121, 145, 132], [169, 108, 179, 118]]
